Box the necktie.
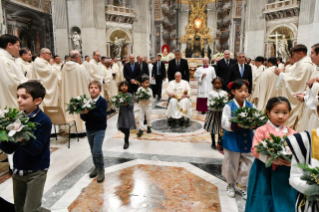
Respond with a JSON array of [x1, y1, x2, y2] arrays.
[[240, 65, 244, 78], [131, 64, 134, 72], [227, 60, 229, 67], [177, 61, 180, 71], [157, 62, 161, 75], [140, 63, 143, 72]]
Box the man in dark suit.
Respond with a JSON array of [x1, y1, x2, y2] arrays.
[[168, 50, 189, 82], [216, 50, 236, 90], [123, 54, 142, 93], [136, 55, 149, 76], [226, 52, 253, 93], [152, 54, 166, 101]]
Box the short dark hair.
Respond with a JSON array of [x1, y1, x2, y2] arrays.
[[93, 51, 99, 56], [53, 55, 60, 60], [212, 77, 224, 85], [17, 80, 46, 101], [19, 48, 30, 57], [85, 55, 89, 59], [141, 75, 149, 83], [268, 57, 277, 66], [0, 34, 20, 49], [118, 81, 130, 92], [230, 79, 249, 91], [65, 55, 70, 60], [266, 97, 291, 114], [88, 80, 102, 91], [291, 44, 308, 54], [255, 56, 264, 63], [101, 56, 107, 60], [312, 43, 319, 55], [277, 57, 282, 63]]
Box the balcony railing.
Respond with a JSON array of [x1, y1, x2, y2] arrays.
[[264, 0, 299, 13], [106, 5, 135, 17]]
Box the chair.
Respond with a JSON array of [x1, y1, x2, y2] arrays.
[[43, 106, 79, 148]]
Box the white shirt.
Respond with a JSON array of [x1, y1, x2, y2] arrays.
[[238, 63, 245, 72], [93, 95, 101, 102]]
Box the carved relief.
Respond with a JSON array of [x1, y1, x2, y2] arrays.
[[12, 0, 51, 14], [216, 0, 232, 52]]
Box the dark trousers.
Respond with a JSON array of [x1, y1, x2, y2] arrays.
[[119, 128, 130, 143], [12, 171, 50, 212], [0, 197, 15, 212], [154, 78, 163, 99], [87, 129, 105, 170]]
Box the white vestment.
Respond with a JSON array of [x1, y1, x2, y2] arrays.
[[276, 56, 315, 128], [252, 66, 280, 111], [82, 61, 90, 71], [148, 63, 156, 85], [33, 57, 59, 107], [194, 66, 216, 98], [61, 61, 90, 133], [15, 57, 33, 79], [102, 66, 117, 101], [112, 62, 125, 86], [0, 49, 27, 108], [89, 60, 104, 97], [166, 80, 192, 119], [278, 63, 285, 70], [248, 65, 264, 103]]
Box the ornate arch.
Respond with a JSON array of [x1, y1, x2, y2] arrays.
[[265, 23, 298, 42], [106, 28, 132, 43], [10, 10, 42, 22]]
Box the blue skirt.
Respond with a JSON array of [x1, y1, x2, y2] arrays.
[[245, 159, 298, 212]]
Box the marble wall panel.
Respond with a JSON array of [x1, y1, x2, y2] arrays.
[[244, 30, 265, 58]]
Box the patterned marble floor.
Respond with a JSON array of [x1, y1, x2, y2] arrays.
[[0, 80, 246, 212]]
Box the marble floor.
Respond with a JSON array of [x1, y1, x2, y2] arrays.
[[0, 80, 246, 212]]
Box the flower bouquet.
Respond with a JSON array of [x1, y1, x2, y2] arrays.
[[66, 95, 96, 114], [295, 159, 319, 201], [0, 107, 38, 143], [208, 96, 228, 111], [136, 88, 151, 101], [111, 93, 131, 108], [255, 134, 292, 168], [229, 106, 268, 129]]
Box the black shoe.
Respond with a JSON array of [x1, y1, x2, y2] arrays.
[[97, 170, 105, 183], [168, 118, 174, 123], [89, 167, 98, 178], [157, 97, 161, 101], [144, 120, 147, 125], [137, 129, 143, 137], [147, 127, 152, 133], [124, 141, 129, 149], [201, 111, 206, 115], [179, 118, 185, 126], [211, 142, 217, 149]]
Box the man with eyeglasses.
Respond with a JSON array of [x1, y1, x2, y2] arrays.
[[33, 48, 59, 107]]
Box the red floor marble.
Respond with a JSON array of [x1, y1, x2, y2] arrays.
[[68, 165, 221, 212], [112, 114, 211, 143]]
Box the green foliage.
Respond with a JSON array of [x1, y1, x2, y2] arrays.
[[255, 134, 291, 168], [66, 94, 96, 114], [229, 106, 268, 129], [135, 88, 152, 101], [110, 93, 131, 108], [0, 107, 38, 143], [208, 96, 229, 111]]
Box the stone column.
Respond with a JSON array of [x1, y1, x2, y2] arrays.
[[207, 3, 216, 55], [178, 4, 189, 53], [108, 0, 114, 5], [121, 0, 126, 7]]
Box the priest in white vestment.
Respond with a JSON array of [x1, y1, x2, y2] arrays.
[[275, 45, 315, 129], [166, 72, 192, 124], [0, 35, 27, 109], [277, 57, 285, 70], [248, 56, 264, 104], [295, 44, 319, 131], [15, 47, 33, 79], [101, 59, 117, 104], [284, 52, 296, 74], [61, 50, 90, 133], [82, 55, 90, 71], [194, 58, 216, 113], [252, 57, 281, 111], [88, 51, 105, 97], [52, 55, 62, 81], [112, 57, 125, 86], [33, 48, 59, 107]]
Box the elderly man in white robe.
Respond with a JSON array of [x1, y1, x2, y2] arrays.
[[61, 50, 90, 133], [33, 48, 59, 107], [166, 72, 192, 125], [275, 44, 316, 129], [102, 59, 117, 112], [194, 58, 216, 114], [15, 47, 33, 78]]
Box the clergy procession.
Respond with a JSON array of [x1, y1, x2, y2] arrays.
[[1, 31, 319, 212]]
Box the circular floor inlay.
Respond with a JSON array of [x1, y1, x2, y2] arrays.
[[151, 119, 202, 133]]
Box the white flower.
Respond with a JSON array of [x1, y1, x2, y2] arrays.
[[254, 112, 260, 117], [6, 119, 25, 137], [210, 101, 215, 105], [223, 99, 228, 103], [310, 158, 319, 169], [282, 128, 288, 134], [279, 146, 292, 155], [82, 100, 92, 109], [76, 96, 81, 100], [240, 112, 248, 117], [112, 98, 116, 102], [120, 98, 124, 103], [0, 109, 8, 118], [261, 141, 267, 148]]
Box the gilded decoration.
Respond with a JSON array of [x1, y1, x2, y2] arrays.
[[180, 0, 215, 54], [12, 0, 51, 14]]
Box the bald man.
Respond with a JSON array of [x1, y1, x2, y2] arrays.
[[33, 48, 59, 106], [216, 50, 236, 90], [123, 54, 142, 93]]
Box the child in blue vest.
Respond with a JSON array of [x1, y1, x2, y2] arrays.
[[221, 79, 255, 200]]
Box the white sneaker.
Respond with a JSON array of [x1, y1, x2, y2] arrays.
[[235, 183, 247, 200], [226, 183, 235, 198]]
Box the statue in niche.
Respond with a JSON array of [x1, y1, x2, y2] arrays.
[[112, 37, 128, 58], [277, 35, 289, 58], [72, 31, 81, 52], [185, 39, 193, 58]]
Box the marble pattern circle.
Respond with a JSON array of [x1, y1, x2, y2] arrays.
[[152, 119, 203, 133]]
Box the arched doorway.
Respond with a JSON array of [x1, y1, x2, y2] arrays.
[[19, 29, 36, 55]]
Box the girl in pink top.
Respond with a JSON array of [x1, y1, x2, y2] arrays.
[[245, 97, 298, 212]]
